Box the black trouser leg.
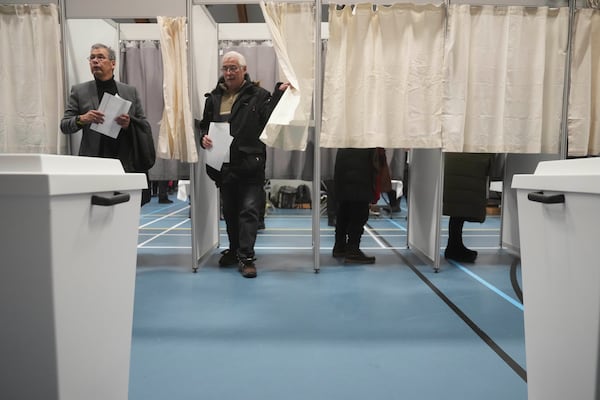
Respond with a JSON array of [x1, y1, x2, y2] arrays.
[[158, 181, 169, 200], [259, 187, 266, 225], [221, 181, 261, 261], [334, 200, 349, 249], [325, 179, 337, 227], [339, 200, 375, 264], [221, 184, 240, 252], [238, 183, 261, 260], [344, 201, 370, 252]]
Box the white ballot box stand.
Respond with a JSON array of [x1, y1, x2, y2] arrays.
[[512, 157, 600, 400], [0, 154, 147, 400]]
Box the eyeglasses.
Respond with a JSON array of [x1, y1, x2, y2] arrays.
[[221, 65, 240, 73], [87, 54, 110, 62]]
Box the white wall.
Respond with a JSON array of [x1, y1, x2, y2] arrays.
[[65, 20, 118, 88], [191, 5, 221, 266]]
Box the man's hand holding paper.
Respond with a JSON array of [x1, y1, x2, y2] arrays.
[[90, 93, 132, 138], [205, 122, 233, 171]]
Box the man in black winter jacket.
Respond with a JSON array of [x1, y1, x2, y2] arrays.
[[197, 51, 288, 278]]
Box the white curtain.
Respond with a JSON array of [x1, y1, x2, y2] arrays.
[[259, 1, 315, 151], [568, 8, 600, 157], [0, 4, 65, 154], [121, 40, 186, 180], [321, 4, 445, 149], [443, 5, 569, 153], [157, 16, 198, 163]]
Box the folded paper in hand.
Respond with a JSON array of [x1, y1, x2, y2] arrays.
[[205, 122, 233, 171], [91, 93, 132, 138]]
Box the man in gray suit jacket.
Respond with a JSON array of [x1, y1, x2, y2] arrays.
[[60, 43, 149, 162], [61, 43, 154, 204]]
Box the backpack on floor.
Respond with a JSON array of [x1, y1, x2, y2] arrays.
[[276, 186, 297, 209], [295, 184, 311, 205]]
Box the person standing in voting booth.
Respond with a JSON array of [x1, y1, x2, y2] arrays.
[[332, 148, 387, 265], [442, 152, 493, 263], [60, 43, 154, 205], [197, 51, 287, 279]]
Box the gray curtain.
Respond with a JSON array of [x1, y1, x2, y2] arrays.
[[120, 40, 187, 180]]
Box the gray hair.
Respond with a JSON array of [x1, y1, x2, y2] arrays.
[[222, 51, 247, 67], [90, 43, 116, 61]]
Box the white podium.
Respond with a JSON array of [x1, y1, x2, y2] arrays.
[[512, 157, 600, 400], [0, 154, 147, 400]]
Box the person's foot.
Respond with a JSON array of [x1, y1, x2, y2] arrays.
[[218, 249, 238, 267], [258, 221, 266, 230], [239, 259, 257, 278], [332, 243, 346, 258], [369, 205, 380, 217], [444, 246, 478, 263], [158, 197, 173, 204], [344, 249, 376, 264]]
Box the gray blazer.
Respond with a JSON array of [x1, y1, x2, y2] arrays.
[[60, 80, 147, 157]]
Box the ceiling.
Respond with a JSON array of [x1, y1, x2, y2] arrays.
[[205, 4, 266, 23], [116, 4, 329, 25]]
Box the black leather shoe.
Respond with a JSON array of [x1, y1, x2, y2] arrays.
[[444, 246, 477, 263], [332, 245, 346, 258], [344, 250, 376, 264], [218, 249, 238, 267], [158, 197, 174, 204]]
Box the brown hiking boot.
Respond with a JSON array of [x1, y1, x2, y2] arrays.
[[239, 259, 257, 278]]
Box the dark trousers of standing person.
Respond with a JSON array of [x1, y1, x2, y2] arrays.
[[158, 180, 173, 203], [334, 200, 375, 264], [325, 179, 337, 227], [258, 186, 266, 230], [220, 180, 262, 263], [152, 180, 173, 203]]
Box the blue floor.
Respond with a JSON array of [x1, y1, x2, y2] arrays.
[[132, 196, 526, 400]]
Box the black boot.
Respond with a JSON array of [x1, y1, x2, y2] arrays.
[[344, 249, 376, 264], [344, 240, 375, 264], [444, 246, 477, 263], [158, 180, 173, 203], [388, 190, 400, 212], [332, 241, 346, 258], [444, 217, 477, 263]]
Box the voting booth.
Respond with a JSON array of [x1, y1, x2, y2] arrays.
[[512, 157, 600, 400], [0, 154, 147, 400]]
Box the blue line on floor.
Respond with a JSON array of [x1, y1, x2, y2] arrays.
[[386, 218, 407, 231], [448, 259, 524, 311]]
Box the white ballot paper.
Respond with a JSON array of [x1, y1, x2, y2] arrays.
[[90, 93, 132, 138], [205, 122, 233, 171]]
